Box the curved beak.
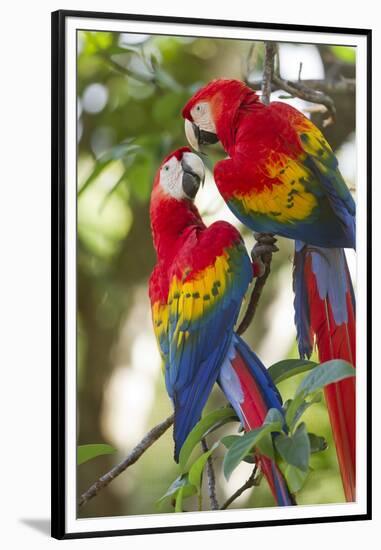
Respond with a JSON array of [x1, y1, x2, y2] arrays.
[[184, 119, 200, 152], [181, 152, 205, 199], [184, 119, 219, 152]]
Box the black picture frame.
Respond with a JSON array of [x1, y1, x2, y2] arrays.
[[51, 9, 372, 540]]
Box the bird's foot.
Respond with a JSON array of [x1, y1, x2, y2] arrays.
[[251, 233, 278, 277]]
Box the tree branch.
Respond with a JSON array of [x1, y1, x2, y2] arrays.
[[272, 73, 336, 124], [261, 42, 277, 105], [237, 255, 272, 335], [244, 40, 355, 126], [104, 56, 155, 85], [78, 414, 174, 508], [248, 77, 355, 96], [220, 466, 261, 510], [201, 438, 219, 510]]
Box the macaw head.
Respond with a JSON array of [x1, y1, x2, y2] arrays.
[[182, 79, 259, 151], [152, 146, 205, 202], [150, 147, 206, 256]]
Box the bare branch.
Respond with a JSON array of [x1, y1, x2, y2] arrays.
[[220, 466, 261, 510], [78, 414, 174, 508], [237, 252, 272, 336], [201, 438, 219, 510], [245, 41, 355, 125], [261, 42, 277, 105], [105, 56, 155, 84], [248, 77, 355, 95], [298, 62, 303, 82], [272, 74, 336, 123]]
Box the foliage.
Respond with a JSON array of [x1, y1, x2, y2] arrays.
[[76, 30, 356, 517], [77, 444, 116, 465], [178, 406, 238, 471], [159, 360, 355, 511]]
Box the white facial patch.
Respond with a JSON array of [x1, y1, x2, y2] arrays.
[[159, 156, 186, 200], [191, 101, 216, 134]]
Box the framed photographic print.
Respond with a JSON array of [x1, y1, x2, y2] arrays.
[[51, 9, 372, 540]]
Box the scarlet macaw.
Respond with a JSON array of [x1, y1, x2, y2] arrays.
[[182, 79, 356, 501], [149, 147, 294, 506]]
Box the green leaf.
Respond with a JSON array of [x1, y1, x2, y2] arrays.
[[100, 142, 140, 163], [175, 486, 185, 513], [179, 407, 238, 471], [223, 409, 283, 480], [268, 359, 318, 384], [284, 464, 309, 493], [99, 172, 128, 212], [221, 435, 241, 448], [296, 360, 355, 398], [288, 393, 322, 431], [77, 444, 116, 465], [221, 435, 255, 463], [188, 442, 219, 494], [264, 407, 284, 427], [154, 67, 183, 92], [78, 158, 114, 197], [330, 45, 356, 64], [108, 45, 140, 55], [78, 141, 140, 197], [308, 433, 328, 453], [157, 474, 197, 507], [275, 423, 311, 471], [256, 433, 275, 460], [157, 475, 186, 503], [285, 393, 305, 430]]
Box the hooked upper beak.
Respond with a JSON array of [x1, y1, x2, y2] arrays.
[[184, 119, 219, 152], [181, 152, 205, 200]]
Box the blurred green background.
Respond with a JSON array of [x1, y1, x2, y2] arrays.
[[76, 30, 356, 518]]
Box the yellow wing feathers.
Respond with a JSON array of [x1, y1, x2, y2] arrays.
[[238, 156, 318, 223], [151, 250, 232, 354]]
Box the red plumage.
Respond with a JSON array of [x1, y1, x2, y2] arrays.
[[182, 79, 357, 502], [150, 148, 294, 504], [304, 254, 356, 501], [230, 350, 293, 504]]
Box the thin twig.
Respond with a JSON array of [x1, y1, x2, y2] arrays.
[[298, 62, 303, 82], [220, 466, 260, 510], [248, 77, 355, 95], [104, 56, 155, 84], [78, 414, 174, 508], [273, 74, 336, 123], [246, 40, 355, 124], [201, 438, 219, 510]]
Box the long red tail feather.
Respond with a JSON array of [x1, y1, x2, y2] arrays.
[[220, 336, 295, 506], [296, 247, 356, 501]]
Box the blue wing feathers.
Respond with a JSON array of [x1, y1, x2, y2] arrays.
[[165, 238, 253, 461]]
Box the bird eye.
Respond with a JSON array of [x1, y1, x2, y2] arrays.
[[196, 105, 201, 111], [164, 165, 169, 171]]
